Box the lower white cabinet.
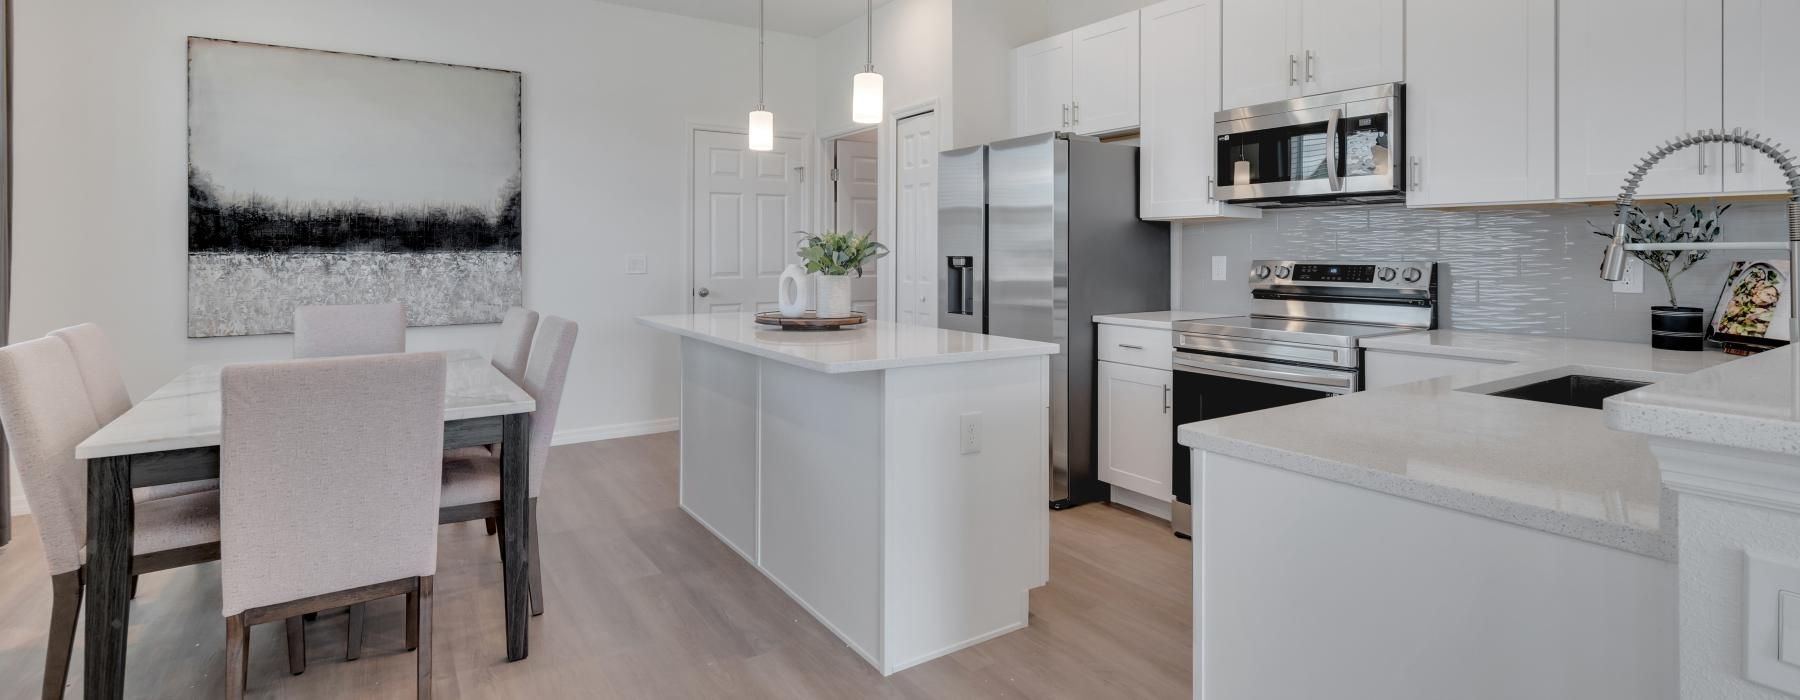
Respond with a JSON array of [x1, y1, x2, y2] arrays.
[[1097, 359, 1173, 501], [1364, 350, 1511, 389]]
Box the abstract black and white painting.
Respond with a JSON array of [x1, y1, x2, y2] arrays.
[[186, 37, 522, 338]]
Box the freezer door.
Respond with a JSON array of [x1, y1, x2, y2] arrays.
[[937, 145, 987, 334]]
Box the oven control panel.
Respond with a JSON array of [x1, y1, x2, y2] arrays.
[[1292, 264, 1374, 284], [1250, 259, 1434, 291]]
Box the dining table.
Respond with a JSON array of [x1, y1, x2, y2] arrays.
[[72, 349, 536, 700]]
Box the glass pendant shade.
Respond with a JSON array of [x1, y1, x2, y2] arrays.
[[748, 109, 774, 151], [852, 71, 884, 125]]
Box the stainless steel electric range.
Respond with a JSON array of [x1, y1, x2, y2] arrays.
[[1168, 259, 1439, 536]]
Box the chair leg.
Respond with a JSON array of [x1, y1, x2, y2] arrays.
[[346, 603, 367, 661], [416, 576, 434, 700], [225, 615, 250, 700], [405, 588, 420, 652], [527, 498, 544, 617], [285, 616, 307, 675], [484, 517, 497, 536], [43, 571, 82, 700]]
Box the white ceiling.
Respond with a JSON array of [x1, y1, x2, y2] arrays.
[[601, 0, 897, 37]]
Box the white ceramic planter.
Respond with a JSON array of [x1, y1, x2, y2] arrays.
[[815, 273, 853, 318]]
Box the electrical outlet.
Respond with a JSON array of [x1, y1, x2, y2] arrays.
[[1212, 255, 1229, 281], [1611, 258, 1643, 294], [959, 412, 982, 455], [626, 254, 649, 275]]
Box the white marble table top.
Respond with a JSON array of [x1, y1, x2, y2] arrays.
[[637, 312, 1059, 374], [75, 349, 536, 460], [1607, 345, 1800, 458]]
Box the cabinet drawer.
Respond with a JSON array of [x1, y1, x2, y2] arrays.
[[1097, 324, 1173, 370]]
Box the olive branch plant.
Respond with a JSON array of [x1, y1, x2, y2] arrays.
[[1590, 202, 1730, 307]]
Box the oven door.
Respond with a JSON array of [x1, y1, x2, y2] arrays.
[[1168, 351, 1355, 537], [1214, 87, 1401, 203]]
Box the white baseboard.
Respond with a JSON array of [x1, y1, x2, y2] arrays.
[[551, 417, 679, 446]]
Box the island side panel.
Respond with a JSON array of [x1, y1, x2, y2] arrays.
[[880, 355, 1049, 674], [1195, 450, 1676, 700], [679, 337, 760, 562], [758, 358, 885, 666]]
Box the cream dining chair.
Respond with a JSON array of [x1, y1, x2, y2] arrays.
[[291, 303, 406, 358], [0, 336, 221, 700], [460, 307, 538, 535], [219, 352, 446, 699]]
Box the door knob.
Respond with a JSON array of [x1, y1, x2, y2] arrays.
[[696, 287, 711, 298]]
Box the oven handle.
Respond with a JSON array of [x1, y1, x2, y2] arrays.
[[1172, 353, 1356, 393]]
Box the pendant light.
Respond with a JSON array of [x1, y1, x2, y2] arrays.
[[851, 0, 884, 125], [747, 0, 774, 151]]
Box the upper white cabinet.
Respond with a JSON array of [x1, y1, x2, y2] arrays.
[[1558, 0, 1723, 200], [1723, 0, 1800, 195], [1012, 12, 1139, 137], [1012, 33, 1073, 137], [1140, 0, 1258, 221], [1405, 0, 1556, 207], [1221, 0, 1402, 110]]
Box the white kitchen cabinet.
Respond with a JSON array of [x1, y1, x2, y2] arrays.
[[1405, 0, 1556, 207], [1140, 0, 1260, 221], [1012, 33, 1073, 137], [1558, 0, 1723, 200], [1364, 350, 1511, 390], [1070, 12, 1140, 136], [1723, 0, 1800, 195], [1097, 360, 1173, 502], [1220, 0, 1402, 111]]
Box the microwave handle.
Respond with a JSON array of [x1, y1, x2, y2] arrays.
[[1325, 108, 1342, 192]]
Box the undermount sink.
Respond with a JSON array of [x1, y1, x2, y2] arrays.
[[1483, 374, 1652, 410]]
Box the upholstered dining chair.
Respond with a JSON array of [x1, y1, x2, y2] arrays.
[[439, 315, 578, 617], [0, 336, 221, 700], [291, 303, 407, 358], [219, 353, 446, 699], [48, 323, 218, 502], [459, 307, 539, 535]]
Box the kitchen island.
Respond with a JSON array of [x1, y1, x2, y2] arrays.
[[637, 312, 1058, 675]]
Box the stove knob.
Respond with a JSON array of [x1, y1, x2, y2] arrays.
[[1377, 267, 1398, 282], [1253, 265, 1272, 280], [1402, 267, 1424, 283], [1274, 265, 1292, 280]]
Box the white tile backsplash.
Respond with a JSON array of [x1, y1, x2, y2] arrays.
[[1177, 202, 1789, 342]]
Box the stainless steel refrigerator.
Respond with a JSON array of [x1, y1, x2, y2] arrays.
[[938, 132, 1170, 509]]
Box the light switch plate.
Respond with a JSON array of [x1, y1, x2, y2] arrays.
[[625, 254, 649, 275], [1212, 256, 1229, 281], [1611, 258, 1643, 294], [1746, 550, 1800, 694]]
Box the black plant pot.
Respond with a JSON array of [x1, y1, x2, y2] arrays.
[[1651, 306, 1706, 351]]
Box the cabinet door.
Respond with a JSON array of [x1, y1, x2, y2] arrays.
[[1559, 0, 1723, 200], [1071, 12, 1141, 135], [1222, 0, 1300, 110], [1297, 0, 1403, 96], [1405, 0, 1555, 206], [1724, 0, 1800, 194], [1141, 0, 1223, 219], [1013, 33, 1073, 137], [1097, 361, 1173, 502]]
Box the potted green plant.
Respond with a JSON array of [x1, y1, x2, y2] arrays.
[[1590, 202, 1730, 351], [796, 230, 888, 318]]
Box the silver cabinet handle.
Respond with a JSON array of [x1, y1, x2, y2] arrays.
[[1163, 385, 1171, 414], [1207, 175, 1217, 201], [697, 287, 711, 298], [1324, 108, 1342, 192], [1072, 101, 1080, 128], [1062, 103, 1070, 129], [1734, 127, 1746, 174], [1117, 343, 1145, 350], [1410, 156, 1421, 191], [1288, 54, 1298, 85], [1305, 50, 1316, 82], [1699, 143, 1708, 175]]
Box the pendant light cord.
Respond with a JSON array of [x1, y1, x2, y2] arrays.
[[864, 0, 874, 72], [757, 0, 765, 109]]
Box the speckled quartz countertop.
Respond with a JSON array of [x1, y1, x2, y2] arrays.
[[1607, 345, 1800, 458], [1179, 334, 1748, 561], [1092, 310, 1241, 330]]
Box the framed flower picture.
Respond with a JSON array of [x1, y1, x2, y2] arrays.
[[1707, 259, 1791, 350]]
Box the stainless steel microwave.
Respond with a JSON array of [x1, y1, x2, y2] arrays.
[[1214, 83, 1404, 207]]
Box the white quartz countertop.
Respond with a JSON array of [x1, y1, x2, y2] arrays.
[[1092, 310, 1241, 330], [637, 312, 1059, 374], [1179, 335, 1749, 561], [1607, 345, 1800, 457]]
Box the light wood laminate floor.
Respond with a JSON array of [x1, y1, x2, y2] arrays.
[[0, 432, 1191, 698]]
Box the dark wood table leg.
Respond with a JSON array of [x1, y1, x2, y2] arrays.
[[1, 444, 11, 547], [499, 412, 531, 661], [86, 454, 135, 699]]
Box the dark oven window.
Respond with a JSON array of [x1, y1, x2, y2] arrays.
[[1171, 366, 1341, 506]]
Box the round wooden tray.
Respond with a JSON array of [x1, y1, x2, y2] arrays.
[[754, 311, 868, 330]]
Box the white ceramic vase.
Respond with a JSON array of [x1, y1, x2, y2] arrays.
[[814, 273, 853, 318], [777, 264, 811, 317]]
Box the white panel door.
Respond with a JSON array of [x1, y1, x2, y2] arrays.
[[1297, 0, 1403, 96], [895, 112, 939, 328], [1559, 0, 1723, 200], [833, 137, 881, 317], [1071, 12, 1140, 135], [1222, 0, 1300, 110], [1724, 0, 1800, 194], [1012, 33, 1073, 137], [1405, 0, 1556, 207], [1140, 0, 1231, 220], [1097, 361, 1173, 501], [690, 129, 803, 314]]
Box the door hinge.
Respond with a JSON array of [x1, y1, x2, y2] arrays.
[[829, 167, 839, 183]]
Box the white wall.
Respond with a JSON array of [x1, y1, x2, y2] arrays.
[[9, 0, 817, 512], [1046, 0, 1159, 35], [952, 0, 1048, 148]]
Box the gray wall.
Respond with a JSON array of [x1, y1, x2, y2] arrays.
[[1177, 201, 1790, 342]]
